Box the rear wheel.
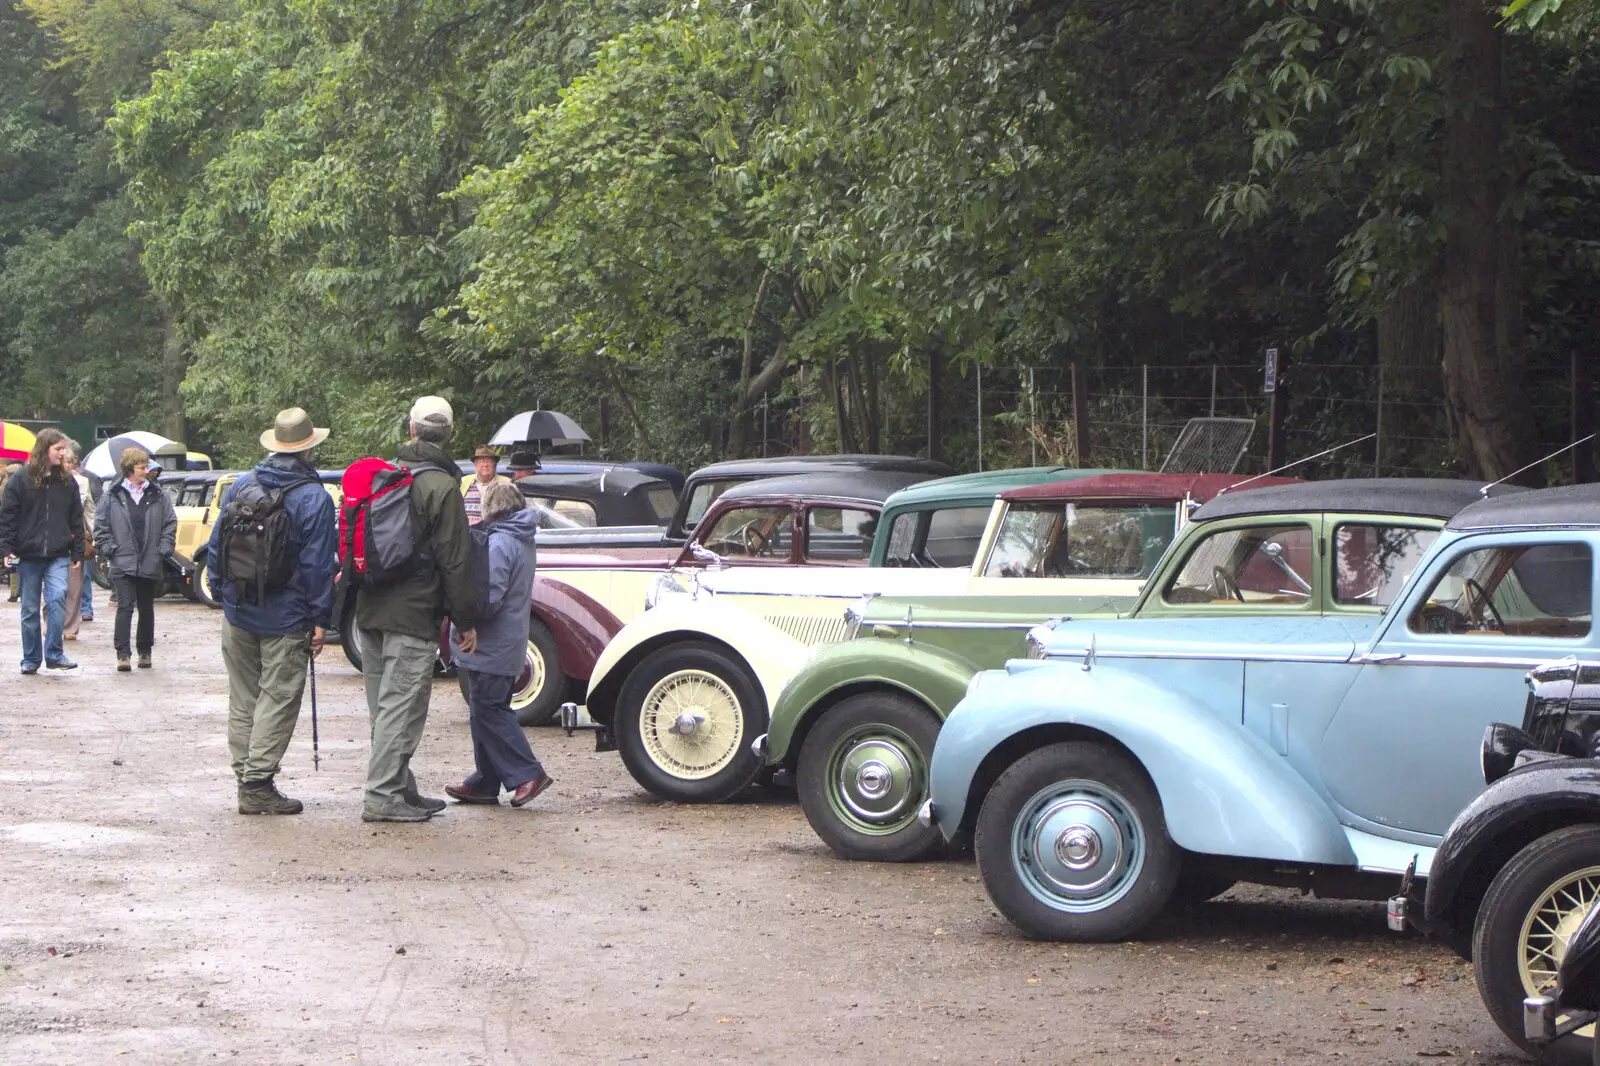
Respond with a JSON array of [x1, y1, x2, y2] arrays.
[[1472, 824, 1600, 1055], [975, 741, 1178, 941], [512, 620, 564, 726], [340, 596, 364, 671], [797, 691, 943, 862], [191, 558, 218, 608], [615, 642, 765, 803]]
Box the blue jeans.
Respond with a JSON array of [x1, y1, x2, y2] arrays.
[[18, 557, 70, 668], [81, 562, 94, 617], [461, 669, 544, 793]]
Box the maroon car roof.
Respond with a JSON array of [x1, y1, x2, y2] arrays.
[[999, 472, 1302, 504]]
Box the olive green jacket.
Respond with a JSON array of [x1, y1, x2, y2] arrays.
[[354, 439, 479, 641]]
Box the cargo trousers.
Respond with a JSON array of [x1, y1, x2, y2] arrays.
[[222, 620, 311, 783], [359, 628, 437, 812]]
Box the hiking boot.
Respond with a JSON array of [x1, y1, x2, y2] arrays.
[[510, 773, 553, 808], [45, 657, 78, 670], [361, 799, 435, 823], [20, 663, 38, 676], [116, 657, 131, 672], [238, 779, 304, 815], [137, 653, 151, 669], [403, 788, 447, 814]]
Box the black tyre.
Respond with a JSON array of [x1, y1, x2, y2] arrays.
[[90, 558, 112, 591], [512, 619, 564, 727], [1472, 824, 1600, 1054], [340, 595, 364, 671], [615, 642, 765, 803], [975, 741, 1179, 941], [797, 691, 943, 862]]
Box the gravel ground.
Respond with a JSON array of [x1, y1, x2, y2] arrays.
[[0, 598, 1530, 1065]]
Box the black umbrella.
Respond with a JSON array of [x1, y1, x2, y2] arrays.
[[488, 410, 592, 447]]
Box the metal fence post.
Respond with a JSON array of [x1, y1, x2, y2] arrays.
[[1071, 359, 1090, 467], [1028, 367, 1038, 467], [1209, 364, 1217, 418], [1375, 365, 1384, 476], [1576, 353, 1596, 484], [1141, 363, 1149, 470], [976, 363, 984, 472]]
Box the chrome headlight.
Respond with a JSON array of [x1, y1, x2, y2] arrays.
[[842, 593, 878, 641], [645, 572, 687, 610]]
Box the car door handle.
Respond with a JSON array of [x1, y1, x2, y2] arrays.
[[1358, 652, 1406, 665]]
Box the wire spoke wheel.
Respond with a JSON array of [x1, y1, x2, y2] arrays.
[[1519, 866, 1600, 1008], [509, 639, 546, 712], [639, 669, 744, 780]]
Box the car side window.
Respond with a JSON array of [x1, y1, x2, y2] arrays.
[[180, 484, 206, 507], [700, 505, 793, 558], [805, 507, 876, 562], [525, 496, 597, 528], [1408, 542, 1593, 637], [1333, 524, 1439, 607], [883, 506, 989, 568], [1163, 524, 1314, 606]]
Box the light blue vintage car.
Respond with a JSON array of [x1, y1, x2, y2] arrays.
[[922, 481, 1600, 941]]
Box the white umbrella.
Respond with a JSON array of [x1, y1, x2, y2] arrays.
[[83, 431, 177, 480], [488, 410, 591, 447]]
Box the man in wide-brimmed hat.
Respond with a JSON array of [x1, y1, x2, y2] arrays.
[[459, 444, 510, 526], [206, 407, 338, 815]]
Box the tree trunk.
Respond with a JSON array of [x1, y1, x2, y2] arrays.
[[159, 303, 187, 443], [1376, 280, 1441, 474], [1437, 0, 1533, 482], [726, 269, 772, 456]]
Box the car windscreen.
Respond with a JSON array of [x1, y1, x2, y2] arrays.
[[984, 502, 1177, 579], [881, 504, 990, 568], [682, 477, 752, 532], [698, 505, 793, 558]]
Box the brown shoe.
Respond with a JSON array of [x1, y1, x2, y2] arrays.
[[444, 782, 499, 805], [116, 657, 131, 672], [509, 774, 552, 808]]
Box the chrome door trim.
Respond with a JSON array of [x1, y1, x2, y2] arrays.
[[1043, 649, 1353, 665]]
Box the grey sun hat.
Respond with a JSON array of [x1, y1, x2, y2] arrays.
[[260, 407, 331, 453]]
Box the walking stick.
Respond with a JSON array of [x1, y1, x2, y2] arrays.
[[308, 636, 321, 771]]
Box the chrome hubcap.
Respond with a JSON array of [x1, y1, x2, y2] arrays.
[[670, 712, 706, 737], [1012, 780, 1144, 913], [837, 737, 916, 824]]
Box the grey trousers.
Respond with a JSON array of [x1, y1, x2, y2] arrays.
[[360, 628, 436, 809], [222, 620, 311, 783]]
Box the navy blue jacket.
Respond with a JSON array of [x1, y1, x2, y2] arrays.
[[206, 455, 338, 635], [452, 508, 537, 677]]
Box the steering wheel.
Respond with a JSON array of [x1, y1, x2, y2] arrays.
[[1462, 577, 1504, 630], [1212, 566, 1245, 602], [740, 522, 768, 556]]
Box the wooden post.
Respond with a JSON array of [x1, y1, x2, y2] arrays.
[[926, 351, 943, 463], [1575, 352, 1596, 484], [1071, 359, 1090, 467], [1266, 346, 1288, 470]]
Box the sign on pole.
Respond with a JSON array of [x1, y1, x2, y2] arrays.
[[1263, 348, 1280, 394]]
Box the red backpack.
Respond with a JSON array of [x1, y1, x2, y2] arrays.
[[339, 457, 438, 587]]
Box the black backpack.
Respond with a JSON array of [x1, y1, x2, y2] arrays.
[[218, 476, 316, 604], [469, 521, 495, 620]]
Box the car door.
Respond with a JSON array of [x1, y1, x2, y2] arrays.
[[1318, 530, 1599, 838]]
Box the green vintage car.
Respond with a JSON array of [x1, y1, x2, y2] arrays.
[[758, 476, 1494, 862]]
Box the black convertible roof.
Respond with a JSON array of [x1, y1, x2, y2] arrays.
[[717, 469, 937, 507], [1448, 481, 1600, 531], [1191, 478, 1523, 523], [515, 466, 668, 497]]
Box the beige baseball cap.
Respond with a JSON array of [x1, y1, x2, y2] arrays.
[[409, 395, 454, 426]]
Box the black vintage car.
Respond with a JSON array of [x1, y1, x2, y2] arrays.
[[1417, 658, 1600, 1059]]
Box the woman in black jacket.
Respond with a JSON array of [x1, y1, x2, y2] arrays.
[[0, 428, 84, 674], [93, 447, 177, 671]]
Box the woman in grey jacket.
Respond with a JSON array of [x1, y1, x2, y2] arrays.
[[445, 481, 552, 807], [93, 447, 178, 671]]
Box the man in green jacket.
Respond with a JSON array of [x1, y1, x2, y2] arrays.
[[356, 395, 480, 822]]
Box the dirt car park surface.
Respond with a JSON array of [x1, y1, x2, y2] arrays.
[[0, 599, 1529, 1065]]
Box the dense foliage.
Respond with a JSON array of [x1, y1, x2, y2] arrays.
[[1, 0, 1595, 475]]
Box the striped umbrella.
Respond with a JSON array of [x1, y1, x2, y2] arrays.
[[0, 421, 36, 462]]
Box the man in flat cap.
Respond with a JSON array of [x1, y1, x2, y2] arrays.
[[355, 395, 479, 822], [207, 407, 338, 815]]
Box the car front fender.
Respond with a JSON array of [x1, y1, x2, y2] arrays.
[[765, 638, 978, 766], [1423, 757, 1600, 953], [928, 663, 1357, 866], [583, 599, 807, 728]]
